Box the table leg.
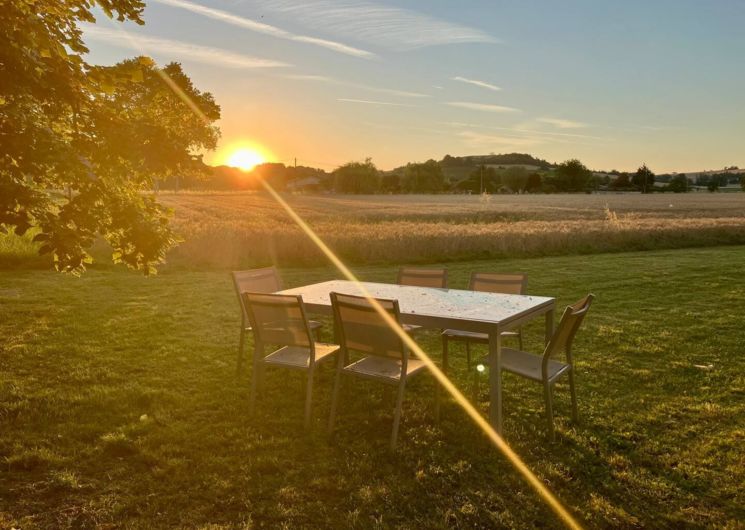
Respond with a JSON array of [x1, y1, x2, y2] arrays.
[[488, 329, 502, 434], [545, 305, 555, 346]]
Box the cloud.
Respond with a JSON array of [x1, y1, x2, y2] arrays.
[[285, 73, 429, 98], [458, 130, 541, 147], [452, 76, 501, 92], [253, 0, 498, 50], [537, 117, 588, 129], [338, 98, 414, 107], [83, 25, 290, 68], [153, 0, 375, 58], [445, 121, 607, 142], [446, 102, 521, 113]]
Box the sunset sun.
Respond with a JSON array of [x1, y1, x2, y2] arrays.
[[225, 148, 266, 171]]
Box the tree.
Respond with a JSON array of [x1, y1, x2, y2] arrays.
[[381, 173, 401, 193], [553, 159, 592, 192], [525, 172, 543, 193], [632, 164, 655, 193], [1, 0, 220, 273], [707, 180, 720, 192], [610, 174, 632, 190], [668, 174, 689, 193], [253, 162, 288, 191], [333, 158, 379, 194], [456, 166, 500, 193], [502, 166, 529, 193], [402, 160, 445, 193], [741, 175, 745, 191]]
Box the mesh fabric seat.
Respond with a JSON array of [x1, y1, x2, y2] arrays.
[[477, 294, 594, 440], [242, 292, 339, 428], [441, 272, 528, 371], [232, 266, 322, 372], [397, 267, 448, 333], [328, 292, 435, 449]]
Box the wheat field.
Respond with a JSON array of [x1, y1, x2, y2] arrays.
[[158, 192, 745, 268]]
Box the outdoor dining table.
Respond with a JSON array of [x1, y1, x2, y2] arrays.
[[279, 280, 555, 435]]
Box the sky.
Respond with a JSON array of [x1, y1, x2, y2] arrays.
[[83, 0, 745, 173]]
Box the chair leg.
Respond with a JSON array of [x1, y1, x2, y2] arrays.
[[237, 327, 246, 374], [328, 367, 342, 434], [543, 380, 555, 442], [391, 379, 407, 450], [441, 335, 449, 374], [568, 369, 578, 423], [304, 367, 314, 429], [249, 357, 260, 414], [465, 341, 471, 370]]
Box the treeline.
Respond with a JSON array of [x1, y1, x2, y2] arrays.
[[162, 155, 745, 194]]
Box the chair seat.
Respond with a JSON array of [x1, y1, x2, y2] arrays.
[[481, 348, 570, 382], [344, 356, 426, 381], [246, 320, 322, 332], [442, 329, 519, 342], [264, 343, 339, 368]]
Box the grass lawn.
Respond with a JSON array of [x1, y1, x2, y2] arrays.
[[1, 246, 744, 528]]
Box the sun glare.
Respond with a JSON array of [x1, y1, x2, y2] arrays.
[[225, 148, 266, 171]]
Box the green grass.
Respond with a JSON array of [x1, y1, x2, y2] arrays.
[[1, 246, 744, 528]]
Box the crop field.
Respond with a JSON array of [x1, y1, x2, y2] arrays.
[[157, 192, 745, 269], [1, 246, 744, 528]]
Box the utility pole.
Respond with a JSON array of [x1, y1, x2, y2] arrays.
[[480, 165, 484, 194]]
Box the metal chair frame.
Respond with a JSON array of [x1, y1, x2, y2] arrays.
[[478, 294, 594, 440], [242, 292, 339, 428], [327, 292, 436, 449], [441, 272, 528, 371]]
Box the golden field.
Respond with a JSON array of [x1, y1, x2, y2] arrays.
[[159, 192, 745, 268]]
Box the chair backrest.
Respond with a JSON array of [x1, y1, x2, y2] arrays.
[[543, 294, 594, 367], [397, 267, 448, 289], [232, 267, 283, 322], [469, 272, 527, 295], [330, 292, 406, 361], [241, 292, 312, 349]]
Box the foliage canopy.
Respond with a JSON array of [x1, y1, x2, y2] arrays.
[[0, 0, 220, 273]]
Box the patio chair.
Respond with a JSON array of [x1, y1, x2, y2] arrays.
[[327, 292, 436, 449], [397, 267, 448, 333], [232, 267, 322, 372], [242, 292, 339, 428], [441, 272, 528, 371], [397, 267, 448, 289], [477, 294, 594, 440]]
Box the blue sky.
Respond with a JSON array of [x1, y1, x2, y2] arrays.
[[84, 0, 745, 172]]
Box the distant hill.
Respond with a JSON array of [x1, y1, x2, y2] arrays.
[[385, 153, 552, 183], [440, 153, 553, 169]]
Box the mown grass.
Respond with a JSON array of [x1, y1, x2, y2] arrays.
[[1, 246, 744, 528]]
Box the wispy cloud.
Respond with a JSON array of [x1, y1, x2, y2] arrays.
[[153, 0, 375, 58], [338, 98, 414, 107], [285, 73, 429, 98], [254, 0, 498, 50], [445, 121, 607, 142], [453, 76, 501, 92], [458, 130, 541, 147], [83, 25, 290, 68], [446, 102, 521, 113], [537, 117, 588, 129]]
